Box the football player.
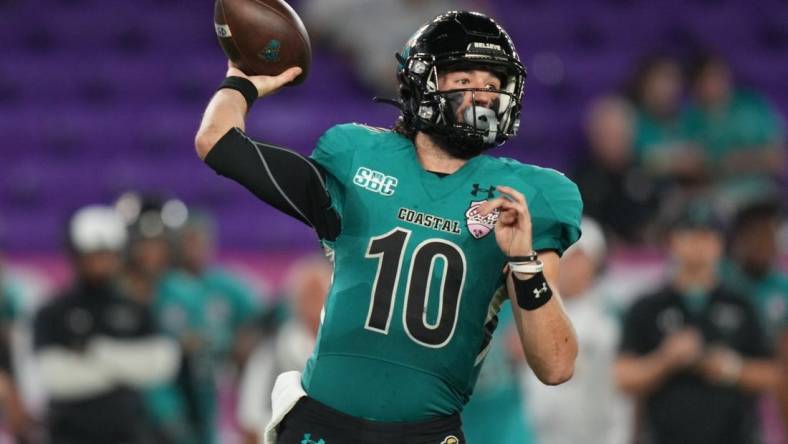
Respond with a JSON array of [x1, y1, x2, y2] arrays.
[[196, 11, 581, 444]]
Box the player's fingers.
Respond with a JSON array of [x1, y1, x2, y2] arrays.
[[478, 197, 508, 216], [498, 199, 527, 222], [496, 185, 530, 215], [272, 66, 303, 86], [497, 208, 517, 225]]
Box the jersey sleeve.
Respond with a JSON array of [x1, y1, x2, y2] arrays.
[[205, 127, 341, 241], [310, 124, 360, 220], [530, 170, 583, 255]]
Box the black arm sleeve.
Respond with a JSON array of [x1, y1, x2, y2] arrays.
[[204, 128, 341, 241]]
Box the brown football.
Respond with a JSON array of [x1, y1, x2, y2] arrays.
[[214, 0, 311, 85]]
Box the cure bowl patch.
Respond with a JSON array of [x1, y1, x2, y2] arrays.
[[465, 200, 499, 239]]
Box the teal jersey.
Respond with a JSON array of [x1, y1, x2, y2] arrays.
[[0, 281, 21, 322], [195, 268, 262, 359], [721, 260, 788, 340], [149, 272, 221, 444], [303, 124, 582, 421]]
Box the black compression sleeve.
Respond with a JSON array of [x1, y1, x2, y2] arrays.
[[204, 128, 341, 241]]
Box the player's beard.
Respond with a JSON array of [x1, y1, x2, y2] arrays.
[[425, 131, 483, 160]]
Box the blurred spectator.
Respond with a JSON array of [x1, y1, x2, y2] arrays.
[[571, 95, 658, 244], [0, 254, 33, 443], [172, 211, 262, 368], [155, 211, 264, 444], [301, 0, 486, 95], [721, 199, 788, 436], [33, 206, 179, 444], [116, 194, 195, 444], [723, 199, 788, 341], [237, 254, 331, 444], [627, 54, 707, 187], [615, 200, 780, 444], [119, 193, 176, 306], [463, 303, 535, 444], [681, 52, 786, 204], [524, 217, 632, 444]]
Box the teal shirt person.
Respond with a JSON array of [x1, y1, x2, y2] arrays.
[[302, 124, 582, 422], [721, 260, 788, 340], [0, 281, 21, 324], [681, 90, 785, 199], [634, 110, 688, 161], [194, 268, 262, 360], [145, 272, 212, 444], [150, 268, 262, 444], [681, 91, 784, 163], [461, 303, 535, 444]]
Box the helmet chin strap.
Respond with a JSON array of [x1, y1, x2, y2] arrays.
[[463, 106, 499, 144]]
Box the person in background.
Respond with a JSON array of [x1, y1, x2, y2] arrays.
[[681, 52, 785, 204], [524, 217, 632, 444], [121, 194, 176, 307], [0, 253, 34, 443], [117, 195, 197, 444], [722, 199, 788, 440], [172, 211, 262, 370], [33, 205, 179, 444], [571, 95, 657, 245], [237, 254, 331, 444], [626, 54, 706, 188], [615, 200, 780, 444], [159, 210, 264, 444]]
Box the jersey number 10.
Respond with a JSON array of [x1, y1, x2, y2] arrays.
[[364, 227, 467, 348]]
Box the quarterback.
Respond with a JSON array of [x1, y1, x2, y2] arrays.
[[196, 11, 581, 444]]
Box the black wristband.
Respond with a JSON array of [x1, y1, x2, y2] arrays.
[[218, 76, 258, 111], [507, 253, 539, 263], [512, 271, 553, 311]]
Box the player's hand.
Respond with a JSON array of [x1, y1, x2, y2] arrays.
[[659, 328, 703, 369], [226, 61, 302, 98], [695, 346, 742, 385], [477, 185, 533, 257]]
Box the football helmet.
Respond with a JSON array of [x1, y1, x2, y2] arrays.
[[395, 11, 526, 156]]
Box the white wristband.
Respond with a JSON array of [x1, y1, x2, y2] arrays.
[[509, 260, 543, 274]]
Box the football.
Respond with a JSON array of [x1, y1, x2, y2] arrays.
[[214, 0, 311, 85]]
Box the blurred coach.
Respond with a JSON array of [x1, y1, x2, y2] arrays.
[[615, 201, 779, 444], [33, 206, 180, 444]]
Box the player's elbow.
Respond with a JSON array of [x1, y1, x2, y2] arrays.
[[531, 349, 577, 386], [195, 127, 220, 160], [537, 362, 575, 386]]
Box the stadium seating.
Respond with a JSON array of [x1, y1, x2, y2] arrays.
[[1, 0, 785, 251]]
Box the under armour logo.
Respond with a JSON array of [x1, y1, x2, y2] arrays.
[[471, 184, 495, 199], [301, 433, 326, 444], [533, 283, 549, 298]]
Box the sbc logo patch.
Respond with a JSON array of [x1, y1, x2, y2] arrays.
[[353, 167, 398, 196], [465, 200, 499, 239]]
